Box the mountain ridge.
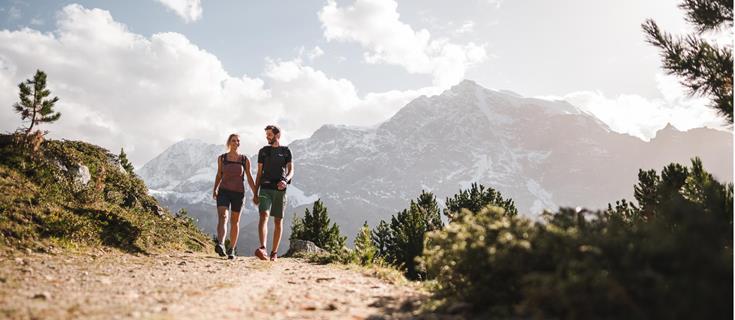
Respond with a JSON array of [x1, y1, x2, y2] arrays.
[[138, 80, 733, 252]]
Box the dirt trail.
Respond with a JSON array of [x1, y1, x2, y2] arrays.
[[0, 249, 451, 320]]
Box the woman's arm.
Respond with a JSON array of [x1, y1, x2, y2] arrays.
[[213, 156, 223, 200], [245, 157, 256, 195]]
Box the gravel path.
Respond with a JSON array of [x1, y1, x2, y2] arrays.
[[0, 249, 448, 320]]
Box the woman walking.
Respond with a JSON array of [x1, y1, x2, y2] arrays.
[[212, 133, 256, 259]]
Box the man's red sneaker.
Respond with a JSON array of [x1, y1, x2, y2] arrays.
[[254, 247, 267, 260]]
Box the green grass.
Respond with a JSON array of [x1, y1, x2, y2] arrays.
[[0, 133, 210, 253]]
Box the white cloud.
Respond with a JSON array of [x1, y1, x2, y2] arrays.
[[0, 4, 431, 165], [263, 57, 439, 139], [307, 46, 324, 60], [318, 0, 488, 87], [155, 0, 202, 23], [537, 73, 727, 140], [298, 46, 325, 61], [455, 21, 475, 34]]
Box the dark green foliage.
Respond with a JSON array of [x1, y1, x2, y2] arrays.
[[0, 134, 210, 253], [119, 148, 135, 175], [383, 190, 442, 279], [642, 0, 733, 123], [680, 0, 733, 32], [444, 183, 517, 220], [371, 220, 392, 258], [12, 70, 62, 134], [290, 199, 346, 254], [422, 158, 733, 319], [416, 190, 443, 231], [376, 187, 513, 279]]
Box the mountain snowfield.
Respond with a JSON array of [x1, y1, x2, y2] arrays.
[[138, 80, 733, 252]]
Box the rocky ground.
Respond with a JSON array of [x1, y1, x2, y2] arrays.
[[0, 248, 459, 320]]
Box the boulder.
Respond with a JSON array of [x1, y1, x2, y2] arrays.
[[70, 164, 91, 185], [285, 240, 326, 257]]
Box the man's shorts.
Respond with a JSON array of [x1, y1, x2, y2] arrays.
[[216, 189, 244, 212], [258, 188, 287, 218]]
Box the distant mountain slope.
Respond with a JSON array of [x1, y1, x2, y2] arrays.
[[139, 80, 733, 252]]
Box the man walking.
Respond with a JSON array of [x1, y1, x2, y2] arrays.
[[253, 125, 294, 261]]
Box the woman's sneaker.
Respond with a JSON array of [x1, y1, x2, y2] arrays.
[[227, 247, 236, 260], [269, 251, 278, 262], [254, 246, 267, 260], [215, 243, 226, 257]]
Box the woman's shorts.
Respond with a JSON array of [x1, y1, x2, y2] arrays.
[[216, 189, 245, 212]]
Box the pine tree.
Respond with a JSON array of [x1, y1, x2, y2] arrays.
[[13, 70, 61, 134], [387, 191, 443, 279], [119, 148, 135, 175], [415, 190, 443, 231], [371, 220, 393, 259], [634, 169, 660, 217], [289, 199, 346, 253], [354, 221, 377, 265], [642, 0, 733, 124], [389, 207, 424, 279], [444, 183, 518, 220]]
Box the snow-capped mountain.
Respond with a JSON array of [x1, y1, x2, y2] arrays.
[[138, 80, 733, 252]]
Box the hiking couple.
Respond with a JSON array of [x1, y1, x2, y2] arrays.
[[212, 125, 293, 261]]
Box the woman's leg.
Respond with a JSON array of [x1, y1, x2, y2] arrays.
[[229, 211, 241, 247], [216, 206, 227, 244]]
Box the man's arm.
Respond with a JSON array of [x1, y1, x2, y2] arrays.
[[253, 163, 263, 204], [277, 162, 294, 191], [285, 162, 294, 183]]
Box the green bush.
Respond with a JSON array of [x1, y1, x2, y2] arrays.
[[353, 221, 378, 266], [420, 158, 733, 319], [420, 206, 535, 316]]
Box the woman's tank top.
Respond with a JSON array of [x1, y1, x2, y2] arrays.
[[220, 153, 245, 193]]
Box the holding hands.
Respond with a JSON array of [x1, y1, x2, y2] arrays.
[[277, 180, 287, 191]]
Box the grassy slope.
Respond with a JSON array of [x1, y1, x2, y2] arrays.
[[0, 133, 210, 253]]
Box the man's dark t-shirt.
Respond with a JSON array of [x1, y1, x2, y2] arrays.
[[257, 146, 292, 190]]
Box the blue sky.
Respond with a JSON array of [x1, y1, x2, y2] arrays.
[[0, 0, 729, 165]]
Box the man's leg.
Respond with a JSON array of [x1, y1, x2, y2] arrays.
[[254, 211, 269, 260], [255, 190, 273, 260], [258, 211, 269, 248], [269, 190, 286, 260], [272, 217, 283, 252]]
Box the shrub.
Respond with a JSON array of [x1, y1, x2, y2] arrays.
[[421, 158, 733, 319]]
